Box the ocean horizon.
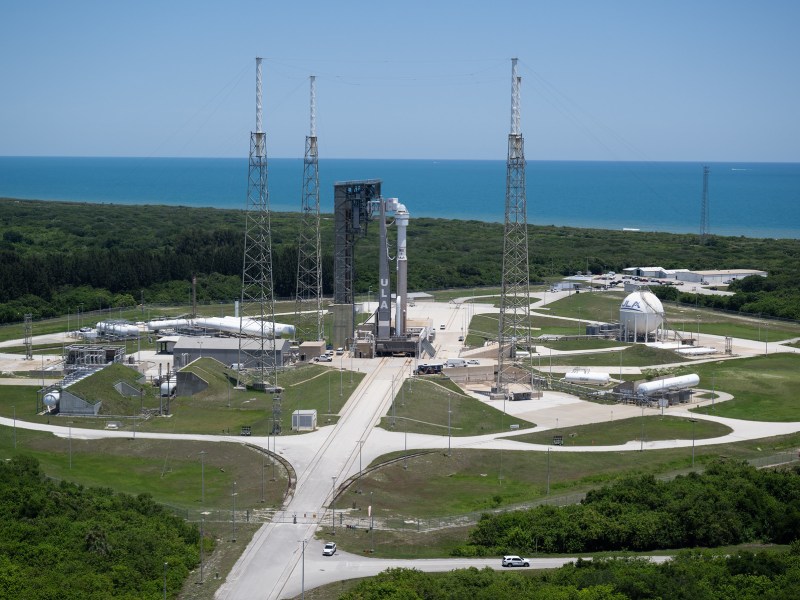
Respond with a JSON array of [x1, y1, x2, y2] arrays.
[[1, 156, 798, 239]]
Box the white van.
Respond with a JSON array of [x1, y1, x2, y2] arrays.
[[445, 358, 467, 368]]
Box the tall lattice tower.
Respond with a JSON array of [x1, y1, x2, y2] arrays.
[[294, 75, 323, 342], [700, 165, 710, 244], [239, 57, 280, 429], [496, 58, 532, 395]]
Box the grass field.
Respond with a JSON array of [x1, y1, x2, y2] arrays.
[[377, 377, 535, 436], [687, 354, 800, 421], [510, 415, 732, 447], [0, 429, 287, 513], [534, 344, 684, 368]]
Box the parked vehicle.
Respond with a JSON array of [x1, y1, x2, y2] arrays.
[[322, 542, 336, 556]]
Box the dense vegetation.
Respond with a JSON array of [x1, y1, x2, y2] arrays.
[[0, 455, 200, 599], [340, 547, 800, 600], [458, 460, 800, 556], [1, 198, 799, 323]]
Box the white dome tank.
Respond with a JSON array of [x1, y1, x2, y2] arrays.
[[620, 291, 664, 335]]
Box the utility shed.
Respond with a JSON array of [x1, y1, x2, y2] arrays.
[[291, 409, 317, 431]]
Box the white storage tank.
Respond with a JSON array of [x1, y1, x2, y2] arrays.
[[619, 291, 664, 336], [638, 374, 700, 396], [43, 390, 60, 411], [159, 382, 176, 397], [563, 369, 611, 386]]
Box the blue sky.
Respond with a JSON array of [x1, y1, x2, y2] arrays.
[[1, 1, 798, 161]]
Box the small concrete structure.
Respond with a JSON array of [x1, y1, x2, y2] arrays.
[[298, 340, 326, 362], [291, 409, 317, 431]]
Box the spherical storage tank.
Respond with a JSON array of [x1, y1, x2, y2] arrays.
[[619, 291, 664, 335]]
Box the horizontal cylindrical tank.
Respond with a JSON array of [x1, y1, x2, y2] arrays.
[[638, 374, 700, 396], [43, 391, 60, 409], [619, 291, 664, 335], [159, 382, 176, 397], [564, 371, 611, 385], [147, 316, 295, 339], [96, 321, 141, 336]]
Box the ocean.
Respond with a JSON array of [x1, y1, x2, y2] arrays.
[[0, 156, 798, 239]]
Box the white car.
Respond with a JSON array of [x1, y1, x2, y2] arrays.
[[467, 359, 480, 365], [316, 355, 332, 362], [322, 542, 336, 556], [502, 555, 529, 567]]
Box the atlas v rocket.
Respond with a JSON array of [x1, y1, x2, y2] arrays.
[[376, 197, 409, 339]]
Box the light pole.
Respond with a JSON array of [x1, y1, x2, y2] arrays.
[[391, 377, 395, 428], [339, 357, 343, 397], [640, 405, 645, 452], [260, 453, 266, 503], [712, 374, 716, 410], [163, 562, 168, 600], [231, 481, 237, 542], [299, 538, 307, 600], [689, 418, 697, 467], [199, 511, 210, 584], [447, 396, 452, 457], [68, 421, 73, 469], [12, 405, 16, 449], [370, 491, 374, 552], [199, 451, 206, 504], [546, 447, 551, 496], [327, 370, 331, 417], [331, 476, 337, 534]]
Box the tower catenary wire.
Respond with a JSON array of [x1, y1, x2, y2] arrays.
[[496, 58, 533, 395], [294, 75, 323, 342], [700, 165, 710, 244]]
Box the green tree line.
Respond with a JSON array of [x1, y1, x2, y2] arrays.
[[653, 274, 800, 320], [0, 455, 201, 599], [2, 198, 799, 324], [459, 460, 800, 556]]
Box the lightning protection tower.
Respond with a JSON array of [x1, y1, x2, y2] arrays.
[[699, 165, 710, 244], [239, 57, 280, 430], [294, 75, 323, 342], [496, 58, 533, 397]]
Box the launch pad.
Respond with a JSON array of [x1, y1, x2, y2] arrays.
[[331, 180, 432, 359]]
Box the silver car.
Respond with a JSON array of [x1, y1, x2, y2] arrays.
[[501, 555, 529, 567], [322, 542, 336, 556]]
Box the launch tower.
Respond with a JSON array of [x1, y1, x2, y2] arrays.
[[294, 76, 323, 342], [496, 58, 533, 397], [238, 57, 281, 430]]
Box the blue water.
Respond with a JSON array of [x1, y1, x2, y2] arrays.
[[0, 156, 798, 238]]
